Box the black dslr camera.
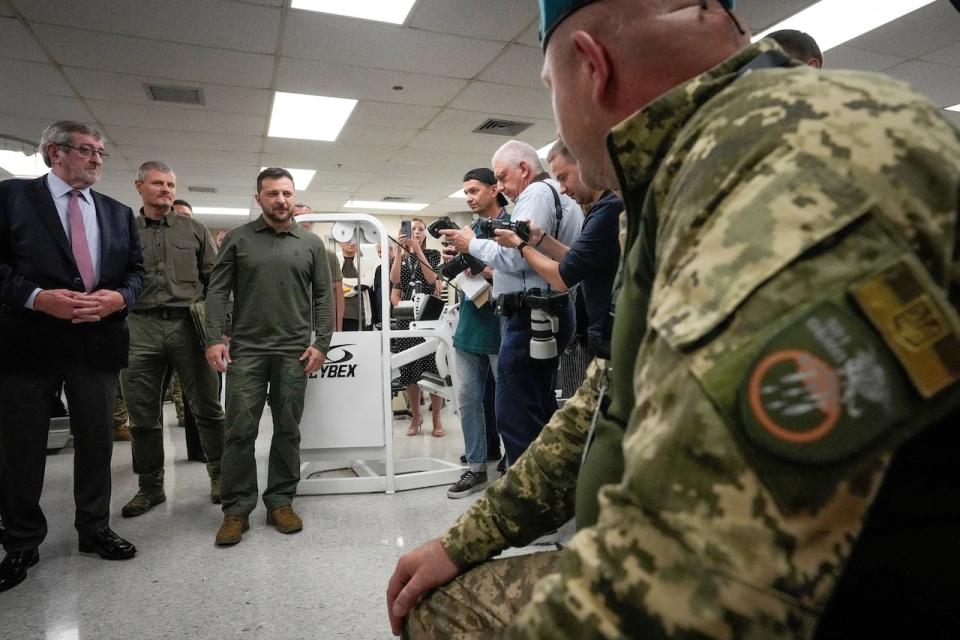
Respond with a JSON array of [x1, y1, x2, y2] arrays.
[[477, 218, 531, 241], [428, 216, 487, 278], [496, 288, 570, 359]]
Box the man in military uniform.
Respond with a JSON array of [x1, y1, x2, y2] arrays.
[[120, 161, 225, 516], [204, 168, 333, 546], [387, 1, 960, 638]]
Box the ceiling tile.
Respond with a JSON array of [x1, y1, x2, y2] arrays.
[[479, 44, 545, 89], [824, 46, 906, 72], [942, 110, 960, 127], [0, 92, 93, 122], [259, 141, 397, 172], [0, 114, 61, 144], [282, 10, 505, 78], [735, 0, 812, 33], [922, 40, 960, 68], [409, 0, 537, 42], [449, 81, 553, 119], [338, 123, 419, 147], [276, 57, 467, 107], [350, 102, 440, 129], [406, 129, 506, 155], [426, 108, 557, 141], [102, 126, 263, 153], [0, 16, 47, 62], [32, 24, 275, 88], [87, 100, 266, 136], [517, 21, 540, 48], [0, 1, 15, 17], [0, 58, 74, 97], [117, 144, 260, 168], [884, 59, 960, 107], [845, 1, 960, 59], [62, 68, 271, 116], [18, 0, 281, 53]]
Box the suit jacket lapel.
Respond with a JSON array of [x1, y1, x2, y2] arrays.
[[28, 175, 73, 260]]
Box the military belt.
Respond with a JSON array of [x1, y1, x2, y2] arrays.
[[133, 306, 190, 320]]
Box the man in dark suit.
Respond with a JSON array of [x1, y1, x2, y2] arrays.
[[0, 120, 144, 592]]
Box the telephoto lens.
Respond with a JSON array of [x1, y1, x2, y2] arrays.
[[529, 307, 558, 359]]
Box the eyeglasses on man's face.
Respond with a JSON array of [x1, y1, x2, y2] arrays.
[[58, 143, 110, 159]]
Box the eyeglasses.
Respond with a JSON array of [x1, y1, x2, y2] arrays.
[[58, 143, 110, 159]]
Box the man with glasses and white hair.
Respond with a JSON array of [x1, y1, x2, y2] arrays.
[[0, 120, 144, 592], [441, 140, 583, 469]]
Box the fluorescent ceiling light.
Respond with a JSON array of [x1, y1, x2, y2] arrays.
[[260, 167, 316, 190], [0, 149, 46, 177], [192, 207, 251, 216], [268, 92, 357, 142], [343, 200, 427, 211], [753, 0, 937, 52], [447, 190, 467, 199], [537, 141, 556, 160], [291, 0, 416, 25], [947, 104, 960, 112]]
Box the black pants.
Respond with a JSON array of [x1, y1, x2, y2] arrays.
[[0, 364, 117, 551]]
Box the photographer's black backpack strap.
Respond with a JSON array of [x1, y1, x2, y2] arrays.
[[532, 172, 563, 235]]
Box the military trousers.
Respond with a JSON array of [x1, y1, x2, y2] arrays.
[[405, 550, 561, 639], [221, 354, 306, 516], [121, 310, 225, 489]]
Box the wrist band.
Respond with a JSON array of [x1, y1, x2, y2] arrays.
[[535, 234, 546, 247], [517, 241, 528, 254]]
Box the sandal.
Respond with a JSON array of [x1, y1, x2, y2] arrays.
[[406, 414, 423, 436]]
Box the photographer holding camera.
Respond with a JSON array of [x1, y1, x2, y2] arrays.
[[494, 139, 622, 359], [443, 168, 509, 498], [440, 140, 582, 467]]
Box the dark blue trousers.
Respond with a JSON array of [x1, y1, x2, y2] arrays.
[[495, 303, 574, 466]]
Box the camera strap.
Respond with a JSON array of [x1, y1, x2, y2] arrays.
[[533, 173, 563, 236]]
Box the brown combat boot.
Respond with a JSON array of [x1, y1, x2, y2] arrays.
[[113, 425, 131, 442], [215, 514, 249, 546], [266, 505, 303, 534]]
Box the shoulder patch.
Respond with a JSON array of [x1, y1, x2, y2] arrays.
[[739, 301, 913, 464], [849, 260, 960, 398]]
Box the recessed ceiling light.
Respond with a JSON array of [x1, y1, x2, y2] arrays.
[[753, 0, 937, 52], [0, 149, 46, 177], [947, 104, 960, 112], [192, 207, 251, 216], [537, 141, 556, 160], [448, 190, 468, 199], [260, 167, 317, 190], [291, 0, 416, 25], [343, 200, 427, 211], [268, 92, 357, 142]]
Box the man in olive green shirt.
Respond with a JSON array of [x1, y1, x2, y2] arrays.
[[120, 161, 225, 517], [204, 168, 333, 546]]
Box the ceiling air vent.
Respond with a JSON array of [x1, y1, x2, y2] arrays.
[[188, 186, 217, 194], [145, 84, 205, 105], [472, 118, 533, 137], [382, 196, 411, 202]]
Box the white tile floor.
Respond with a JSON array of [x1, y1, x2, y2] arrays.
[[0, 402, 484, 640]]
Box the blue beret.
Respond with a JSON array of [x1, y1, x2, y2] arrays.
[[539, 0, 736, 50]]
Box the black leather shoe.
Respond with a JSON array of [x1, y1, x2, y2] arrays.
[[0, 525, 6, 544], [0, 548, 39, 592], [78, 528, 136, 560]]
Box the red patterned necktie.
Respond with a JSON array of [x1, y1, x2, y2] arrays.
[[68, 189, 95, 292]]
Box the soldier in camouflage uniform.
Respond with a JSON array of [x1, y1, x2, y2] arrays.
[[387, 1, 960, 638]]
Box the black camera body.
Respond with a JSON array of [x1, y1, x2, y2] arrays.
[[428, 216, 488, 278], [477, 218, 530, 241], [495, 288, 570, 359]]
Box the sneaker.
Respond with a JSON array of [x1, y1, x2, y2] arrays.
[[497, 455, 507, 475], [447, 470, 488, 499], [215, 514, 249, 546], [266, 505, 303, 534], [120, 490, 165, 518]]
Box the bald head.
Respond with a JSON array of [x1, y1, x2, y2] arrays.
[[541, 0, 749, 189]]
